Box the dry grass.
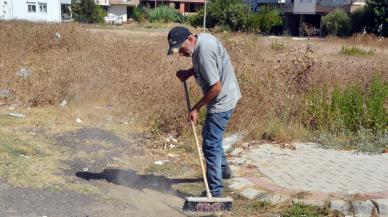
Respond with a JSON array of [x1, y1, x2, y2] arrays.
[[1, 21, 387, 143]]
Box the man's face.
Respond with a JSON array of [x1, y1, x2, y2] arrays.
[[178, 37, 195, 57]]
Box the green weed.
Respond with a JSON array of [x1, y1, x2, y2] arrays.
[[339, 45, 375, 56]]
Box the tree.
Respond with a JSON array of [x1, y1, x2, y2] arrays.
[[71, 0, 106, 24], [366, 0, 388, 36], [321, 9, 351, 36], [350, 6, 374, 34]]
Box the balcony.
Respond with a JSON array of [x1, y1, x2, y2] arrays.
[[110, 0, 140, 5], [96, 0, 110, 5]]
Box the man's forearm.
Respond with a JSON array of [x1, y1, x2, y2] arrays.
[[192, 81, 221, 111]]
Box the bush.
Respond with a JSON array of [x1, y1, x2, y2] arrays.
[[132, 6, 147, 23], [189, 0, 250, 31], [321, 8, 351, 36], [148, 5, 184, 23], [71, 0, 106, 24], [245, 6, 283, 34]]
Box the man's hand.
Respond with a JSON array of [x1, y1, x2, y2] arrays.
[[188, 109, 199, 124], [176, 69, 194, 82]]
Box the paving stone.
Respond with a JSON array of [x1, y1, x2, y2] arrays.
[[239, 188, 261, 200], [268, 194, 291, 204], [375, 199, 388, 215], [293, 199, 326, 207], [353, 200, 374, 217], [240, 143, 388, 196], [230, 148, 244, 156], [228, 177, 254, 191]]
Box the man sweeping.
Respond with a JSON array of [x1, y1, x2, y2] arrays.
[[167, 26, 241, 200]]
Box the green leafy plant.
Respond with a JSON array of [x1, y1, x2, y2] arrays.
[[321, 8, 351, 36], [282, 203, 324, 217]]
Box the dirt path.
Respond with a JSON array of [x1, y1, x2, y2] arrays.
[[0, 127, 188, 217]]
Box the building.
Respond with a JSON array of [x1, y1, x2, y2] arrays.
[[140, 0, 204, 14], [243, 0, 284, 12], [282, 0, 366, 36], [99, 0, 139, 22], [0, 0, 71, 22]]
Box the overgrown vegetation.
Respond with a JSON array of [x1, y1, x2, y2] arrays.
[[71, 0, 106, 24], [189, 0, 283, 34], [282, 202, 328, 217], [339, 46, 375, 56], [303, 75, 387, 152], [0, 22, 387, 153], [148, 5, 185, 23]]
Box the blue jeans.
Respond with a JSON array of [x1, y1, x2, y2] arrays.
[[202, 110, 233, 196]]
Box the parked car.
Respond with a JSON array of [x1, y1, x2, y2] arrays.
[[104, 15, 123, 25]]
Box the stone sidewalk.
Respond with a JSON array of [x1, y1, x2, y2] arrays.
[[227, 143, 388, 217]]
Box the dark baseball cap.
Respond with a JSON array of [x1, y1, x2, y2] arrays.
[[167, 26, 192, 55]]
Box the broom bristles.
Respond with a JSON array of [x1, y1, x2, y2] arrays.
[[183, 197, 233, 213]]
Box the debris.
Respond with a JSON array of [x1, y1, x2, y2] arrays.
[[55, 32, 61, 41], [60, 100, 67, 107], [230, 147, 243, 156], [167, 153, 179, 158], [223, 133, 241, 152], [169, 144, 175, 149], [8, 113, 25, 118], [82, 168, 88, 172], [239, 188, 260, 200], [154, 160, 169, 165], [8, 104, 16, 110], [18, 154, 32, 159], [76, 118, 83, 123], [16, 67, 32, 79], [0, 89, 11, 98]]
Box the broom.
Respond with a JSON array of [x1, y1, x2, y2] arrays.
[[181, 80, 233, 214]]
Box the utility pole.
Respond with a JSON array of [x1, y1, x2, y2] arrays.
[[203, 0, 207, 31]]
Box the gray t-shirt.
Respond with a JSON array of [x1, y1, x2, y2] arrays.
[[192, 33, 241, 113]]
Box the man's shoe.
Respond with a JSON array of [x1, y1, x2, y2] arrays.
[[199, 190, 225, 198], [222, 164, 234, 179]]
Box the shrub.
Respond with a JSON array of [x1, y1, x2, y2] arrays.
[[257, 7, 283, 34], [189, 0, 250, 31], [132, 6, 147, 23], [148, 5, 184, 23], [71, 0, 106, 24], [321, 8, 351, 36], [339, 46, 375, 56]]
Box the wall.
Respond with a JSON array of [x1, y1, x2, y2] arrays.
[[2, 0, 61, 22], [109, 4, 127, 21], [293, 0, 317, 14]]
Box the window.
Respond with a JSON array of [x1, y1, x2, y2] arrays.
[[39, 3, 47, 13], [27, 2, 36, 13]]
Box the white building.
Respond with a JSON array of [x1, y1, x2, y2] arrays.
[[0, 0, 71, 22]]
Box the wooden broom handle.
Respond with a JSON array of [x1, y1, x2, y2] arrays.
[[183, 81, 212, 199]]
